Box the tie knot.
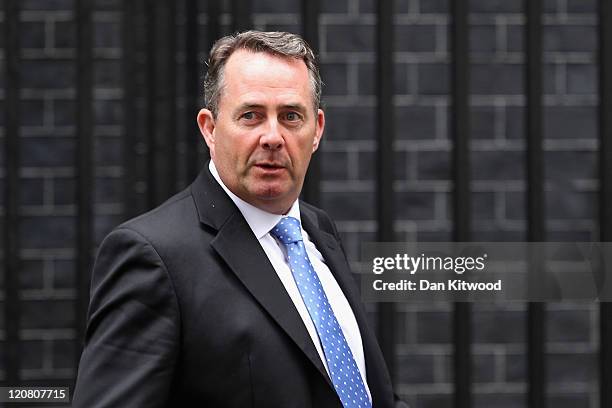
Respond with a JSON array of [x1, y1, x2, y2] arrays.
[[270, 216, 303, 244]]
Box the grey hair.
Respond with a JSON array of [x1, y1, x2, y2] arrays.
[[203, 30, 322, 117]]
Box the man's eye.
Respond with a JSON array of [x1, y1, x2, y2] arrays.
[[285, 112, 300, 121], [242, 112, 256, 120]]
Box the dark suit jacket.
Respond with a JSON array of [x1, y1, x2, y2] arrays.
[[73, 166, 405, 407]]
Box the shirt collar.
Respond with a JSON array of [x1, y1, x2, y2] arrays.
[[209, 160, 301, 239]]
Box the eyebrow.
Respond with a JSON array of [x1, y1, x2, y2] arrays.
[[233, 102, 308, 115]]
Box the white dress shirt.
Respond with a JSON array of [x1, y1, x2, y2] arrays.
[[209, 161, 371, 399]]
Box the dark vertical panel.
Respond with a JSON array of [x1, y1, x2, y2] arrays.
[[185, 0, 202, 182], [231, 0, 252, 32], [450, 0, 472, 407], [75, 0, 94, 362], [123, 0, 139, 219], [198, 0, 220, 169], [376, 0, 395, 380], [157, 1, 177, 203], [301, 0, 320, 206], [599, 0, 612, 406], [206, 0, 221, 73], [147, 1, 177, 207], [525, 1, 546, 407], [146, 3, 156, 207], [4, 0, 21, 385]]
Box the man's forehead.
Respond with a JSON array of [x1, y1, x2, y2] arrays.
[[224, 49, 308, 78]]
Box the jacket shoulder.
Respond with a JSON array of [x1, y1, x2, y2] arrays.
[[113, 187, 199, 248]]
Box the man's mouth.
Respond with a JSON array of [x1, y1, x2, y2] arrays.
[[254, 162, 285, 169]]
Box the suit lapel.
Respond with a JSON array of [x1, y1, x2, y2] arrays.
[[190, 167, 332, 386]]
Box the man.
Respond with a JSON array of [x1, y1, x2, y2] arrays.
[[73, 31, 406, 408]]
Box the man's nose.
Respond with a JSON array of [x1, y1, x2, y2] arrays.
[[260, 119, 284, 150]]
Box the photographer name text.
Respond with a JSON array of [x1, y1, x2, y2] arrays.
[[372, 279, 502, 292]]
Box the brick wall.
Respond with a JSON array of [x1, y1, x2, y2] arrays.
[[0, 0, 602, 407]]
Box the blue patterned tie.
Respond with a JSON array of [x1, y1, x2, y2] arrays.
[[271, 217, 371, 408]]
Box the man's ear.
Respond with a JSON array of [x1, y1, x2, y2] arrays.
[[312, 108, 325, 153], [197, 108, 216, 156]]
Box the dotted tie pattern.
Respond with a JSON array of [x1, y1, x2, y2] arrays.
[[271, 217, 371, 408]]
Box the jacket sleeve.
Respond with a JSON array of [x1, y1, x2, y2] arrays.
[[72, 227, 180, 407]]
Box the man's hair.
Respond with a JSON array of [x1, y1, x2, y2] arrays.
[[203, 30, 322, 117]]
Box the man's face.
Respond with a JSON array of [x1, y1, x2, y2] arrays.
[[197, 49, 325, 214]]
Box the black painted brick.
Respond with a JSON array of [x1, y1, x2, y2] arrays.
[[506, 23, 523, 53], [53, 260, 76, 289], [567, 0, 597, 13], [21, 21, 46, 49], [20, 99, 45, 127], [548, 352, 596, 384], [94, 98, 123, 125], [470, 63, 523, 95], [566, 63, 597, 95], [395, 24, 438, 52], [471, 150, 525, 181], [418, 63, 449, 95], [505, 106, 524, 140], [547, 189, 596, 220], [395, 191, 436, 220], [473, 309, 525, 343], [53, 99, 76, 126], [20, 177, 45, 206], [21, 60, 76, 90], [471, 106, 495, 139], [20, 340, 44, 370], [549, 394, 591, 408], [474, 393, 524, 408], [53, 178, 76, 205], [320, 150, 349, 180], [545, 151, 596, 181], [324, 106, 375, 140], [416, 310, 451, 343], [94, 60, 122, 88], [94, 137, 122, 166], [20, 216, 76, 250], [472, 191, 496, 220], [505, 191, 525, 221], [397, 353, 435, 384], [320, 62, 349, 96], [21, 300, 76, 329], [94, 176, 122, 204], [321, 191, 375, 221], [21, 0, 74, 10], [419, 0, 449, 14], [550, 100, 597, 139], [469, 0, 522, 14], [470, 25, 496, 53], [253, 0, 299, 13], [544, 25, 597, 53], [415, 394, 452, 408], [358, 62, 412, 96], [95, 0, 121, 9], [94, 21, 121, 49], [52, 339, 75, 369], [473, 352, 496, 383], [417, 151, 450, 180], [395, 105, 437, 139], [326, 24, 374, 53], [21, 137, 76, 167], [547, 308, 591, 342], [321, 0, 348, 13], [55, 21, 76, 48]]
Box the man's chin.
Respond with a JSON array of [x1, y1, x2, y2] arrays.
[[247, 185, 298, 213]]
